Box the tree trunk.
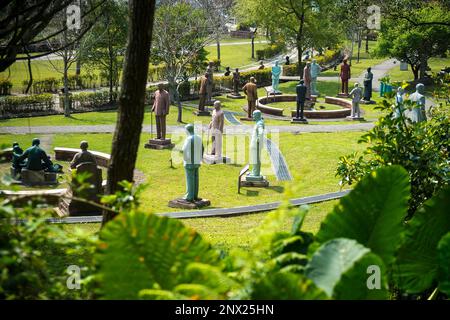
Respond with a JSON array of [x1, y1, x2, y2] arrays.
[[251, 29, 257, 59], [109, 59, 113, 103], [216, 38, 221, 61], [357, 31, 362, 63], [419, 55, 428, 80], [365, 33, 369, 53], [411, 64, 419, 80], [102, 0, 156, 226], [25, 55, 33, 94], [297, 13, 305, 76], [63, 56, 70, 117]]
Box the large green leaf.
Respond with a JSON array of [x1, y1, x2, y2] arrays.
[[437, 233, 450, 296], [305, 238, 377, 297], [317, 165, 410, 265], [97, 212, 218, 299], [395, 187, 450, 293], [251, 271, 328, 300]]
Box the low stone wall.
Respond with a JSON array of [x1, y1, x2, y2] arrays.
[[54, 147, 110, 167]]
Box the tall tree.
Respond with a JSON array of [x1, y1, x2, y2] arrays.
[[151, 2, 212, 123], [102, 0, 156, 225]]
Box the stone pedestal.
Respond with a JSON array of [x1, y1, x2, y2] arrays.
[[226, 93, 245, 99], [194, 110, 211, 116], [203, 154, 231, 165], [360, 99, 376, 105], [346, 116, 365, 121], [240, 175, 269, 187], [270, 91, 282, 95], [168, 198, 211, 209], [145, 138, 174, 150], [291, 118, 308, 124], [21, 169, 57, 186]]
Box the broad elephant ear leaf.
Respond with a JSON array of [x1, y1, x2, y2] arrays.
[[316, 165, 410, 265], [97, 212, 218, 299], [305, 238, 386, 298], [395, 187, 450, 293], [437, 232, 450, 296]]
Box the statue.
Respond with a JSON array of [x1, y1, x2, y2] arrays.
[[409, 83, 426, 123], [363, 67, 373, 102], [310, 59, 321, 96], [206, 62, 214, 104], [207, 101, 225, 162], [285, 56, 290, 65], [393, 87, 405, 119], [258, 61, 265, 70], [182, 124, 203, 201], [232, 68, 241, 96], [292, 79, 308, 123], [271, 60, 282, 94], [18, 138, 62, 172], [196, 73, 211, 116], [151, 83, 170, 140], [70, 141, 97, 169], [11, 142, 26, 177], [224, 66, 231, 76], [339, 58, 351, 95], [242, 77, 258, 119], [348, 82, 363, 119], [246, 110, 266, 183], [303, 62, 312, 99]]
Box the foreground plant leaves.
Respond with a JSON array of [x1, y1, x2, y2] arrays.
[[317, 165, 410, 265]]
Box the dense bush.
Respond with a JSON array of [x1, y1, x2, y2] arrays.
[[256, 43, 285, 61], [71, 90, 115, 110], [282, 62, 306, 76], [0, 79, 12, 95], [314, 48, 342, 66], [336, 98, 450, 217], [22, 77, 60, 94], [0, 93, 54, 115]]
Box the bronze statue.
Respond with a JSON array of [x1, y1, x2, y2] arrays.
[[232, 68, 241, 96], [70, 141, 97, 169], [243, 77, 258, 119], [152, 83, 170, 140], [340, 58, 351, 95]]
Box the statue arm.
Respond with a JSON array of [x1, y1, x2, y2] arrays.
[[17, 149, 28, 162]]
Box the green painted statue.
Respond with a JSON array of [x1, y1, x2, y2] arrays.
[[247, 110, 265, 180], [182, 124, 204, 201], [18, 138, 62, 172]]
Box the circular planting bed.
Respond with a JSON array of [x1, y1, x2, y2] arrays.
[[257, 94, 352, 119]]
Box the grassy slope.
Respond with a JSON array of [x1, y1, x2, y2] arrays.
[[388, 57, 450, 82]]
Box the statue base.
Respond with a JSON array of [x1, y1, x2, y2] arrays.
[[241, 175, 269, 187], [337, 93, 349, 98], [145, 138, 174, 150], [346, 116, 365, 121], [240, 117, 253, 121], [226, 93, 245, 99], [194, 110, 211, 116], [21, 169, 58, 186], [168, 198, 211, 209], [269, 91, 282, 95], [203, 154, 231, 165], [291, 118, 308, 124], [311, 94, 319, 100], [360, 99, 376, 104]]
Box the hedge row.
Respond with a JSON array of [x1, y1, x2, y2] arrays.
[[70, 90, 116, 110], [0, 93, 54, 114], [256, 44, 285, 61], [0, 79, 12, 96]]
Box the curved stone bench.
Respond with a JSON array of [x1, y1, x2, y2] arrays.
[[0, 189, 66, 206], [54, 147, 110, 167]]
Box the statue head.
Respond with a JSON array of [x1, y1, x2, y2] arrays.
[[225, 66, 230, 71], [157, 83, 164, 91], [80, 140, 89, 151], [306, 62, 311, 67], [260, 60, 264, 65], [12, 142, 19, 148], [299, 79, 304, 85], [235, 68, 239, 72], [397, 87, 404, 95], [250, 77, 256, 83], [367, 67, 372, 72], [343, 58, 348, 64], [208, 61, 214, 67], [204, 72, 209, 79], [416, 83, 425, 94], [274, 60, 279, 67], [354, 82, 359, 88], [32, 138, 40, 146], [213, 100, 221, 110], [185, 124, 195, 136], [312, 59, 317, 64], [252, 110, 262, 121], [13, 145, 21, 153]]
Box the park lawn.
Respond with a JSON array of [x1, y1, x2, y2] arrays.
[[58, 199, 338, 252], [205, 42, 269, 70], [388, 57, 450, 82], [267, 100, 341, 111], [0, 104, 200, 127]]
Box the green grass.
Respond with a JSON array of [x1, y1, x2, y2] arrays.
[[267, 100, 341, 111], [205, 43, 269, 69], [388, 57, 450, 82]]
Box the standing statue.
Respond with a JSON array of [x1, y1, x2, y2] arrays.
[[271, 60, 282, 94], [224, 66, 231, 76], [409, 83, 427, 123], [393, 87, 405, 119], [339, 58, 351, 95], [363, 67, 373, 102], [70, 140, 97, 169], [206, 62, 214, 104], [232, 68, 241, 96], [303, 62, 312, 99], [208, 101, 224, 160], [152, 83, 170, 140], [310, 59, 321, 96], [243, 77, 258, 119], [348, 82, 363, 119], [285, 56, 290, 65], [197, 73, 209, 113], [258, 61, 265, 70], [18, 138, 62, 172], [246, 110, 266, 182], [182, 124, 203, 202], [292, 79, 308, 123]]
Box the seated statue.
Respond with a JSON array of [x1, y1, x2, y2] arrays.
[[11, 142, 26, 177], [18, 138, 63, 173], [70, 140, 97, 169]]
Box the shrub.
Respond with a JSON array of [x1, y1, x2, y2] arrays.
[[71, 90, 114, 110], [0, 93, 54, 115], [0, 79, 12, 95], [256, 43, 285, 61], [314, 48, 341, 66], [282, 62, 306, 76]]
